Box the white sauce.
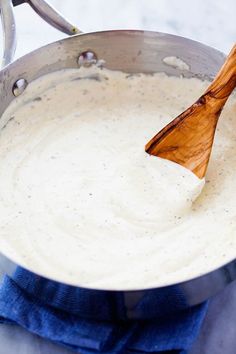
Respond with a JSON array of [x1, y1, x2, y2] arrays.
[[163, 56, 190, 71], [0, 67, 236, 290]]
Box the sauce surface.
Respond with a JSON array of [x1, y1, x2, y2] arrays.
[[0, 67, 236, 290]]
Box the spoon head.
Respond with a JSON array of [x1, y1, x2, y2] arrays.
[[145, 44, 236, 179], [145, 98, 221, 179]]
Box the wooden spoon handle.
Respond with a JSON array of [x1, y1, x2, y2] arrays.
[[204, 44, 236, 106]]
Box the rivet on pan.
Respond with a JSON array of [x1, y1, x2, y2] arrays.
[[12, 78, 28, 97], [77, 51, 98, 68]]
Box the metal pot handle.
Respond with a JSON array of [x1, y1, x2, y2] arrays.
[[0, 0, 81, 68]]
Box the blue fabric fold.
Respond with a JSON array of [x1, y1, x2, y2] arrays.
[[0, 271, 208, 353], [8, 268, 192, 321]]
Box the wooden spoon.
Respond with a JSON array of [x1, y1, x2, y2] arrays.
[[145, 44, 236, 179]]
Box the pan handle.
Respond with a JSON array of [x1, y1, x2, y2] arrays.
[[0, 0, 81, 68], [0, 0, 16, 68]]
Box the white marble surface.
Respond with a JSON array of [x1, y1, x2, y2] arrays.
[[0, 0, 236, 353]]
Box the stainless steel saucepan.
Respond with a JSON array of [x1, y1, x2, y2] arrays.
[[0, 0, 235, 321]]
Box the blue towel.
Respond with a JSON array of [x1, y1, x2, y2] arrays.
[[0, 269, 208, 354]]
